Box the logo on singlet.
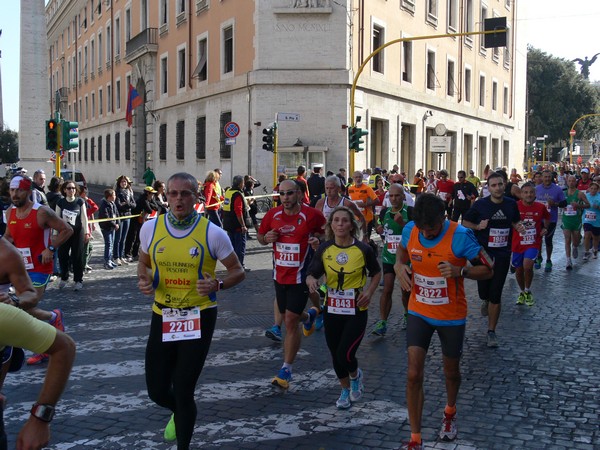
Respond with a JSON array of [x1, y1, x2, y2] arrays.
[[189, 247, 200, 258], [336, 252, 349, 265]]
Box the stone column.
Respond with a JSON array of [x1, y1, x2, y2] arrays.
[[19, 0, 49, 171]]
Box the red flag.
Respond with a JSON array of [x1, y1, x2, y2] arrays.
[[126, 84, 143, 127]]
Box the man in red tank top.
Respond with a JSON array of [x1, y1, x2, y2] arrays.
[[3, 176, 73, 365]]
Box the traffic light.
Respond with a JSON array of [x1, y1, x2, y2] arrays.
[[262, 124, 276, 152], [349, 126, 369, 152], [45, 119, 59, 151], [61, 120, 79, 150], [483, 17, 507, 49]]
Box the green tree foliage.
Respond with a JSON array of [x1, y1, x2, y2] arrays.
[[527, 46, 600, 143], [0, 128, 18, 164]]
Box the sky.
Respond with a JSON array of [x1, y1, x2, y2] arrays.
[[2, 1, 600, 132]]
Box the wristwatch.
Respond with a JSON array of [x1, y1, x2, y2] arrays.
[[217, 279, 224, 291], [48, 245, 57, 253], [30, 403, 55, 422], [7, 292, 19, 308]]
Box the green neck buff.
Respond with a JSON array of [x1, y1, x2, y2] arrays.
[[166, 210, 199, 230]]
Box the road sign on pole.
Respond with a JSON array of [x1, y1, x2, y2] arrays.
[[224, 122, 240, 138], [569, 129, 576, 137]]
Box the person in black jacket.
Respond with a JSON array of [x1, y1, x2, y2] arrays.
[[98, 189, 120, 270], [307, 164, 325, 207], [113, 175, 136, 265], [125, 186, 158, 261]]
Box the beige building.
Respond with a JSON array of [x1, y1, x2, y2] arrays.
[[44, 0, 526, 188]]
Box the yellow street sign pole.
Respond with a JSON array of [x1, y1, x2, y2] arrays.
[[569, 113, 600, 166], [349, 28, 507, 175]]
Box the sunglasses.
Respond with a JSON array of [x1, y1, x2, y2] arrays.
[[279, 190, 297, 196]]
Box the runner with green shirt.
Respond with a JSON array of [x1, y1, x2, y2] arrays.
[[371, 184, 413, 336], [561, 175, 589, 270]]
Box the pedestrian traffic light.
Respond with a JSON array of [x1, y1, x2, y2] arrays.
[[61, 120, 79, 151], [262, 124, 276, 152], [45, 119, 59, 151], [349, 126, 369, 152]]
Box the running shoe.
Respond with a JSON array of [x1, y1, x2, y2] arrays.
[[104, 262, 114, 270], [594, 250, 598, 259], [371, 320, 387, 336], [109, 260, 118, 268], [336, 388, 352, 409], [572, 245, 579, 259], [265, 325, 282, 342], [271, 367, 292, 389], [51, 309, 65, 332], [74, 282, 83, 291], [525, 292, 535, 307], [302, 308, 317, 337], [486, 331, 499, 348], [544, 261, 553, 272], [401, 313, 408, 330], [516, 292, 526, 305], [164, 414, 176, 442], [509, 264, 516, 274], [26, 353, 49, 365], [583, 251, 590, 261], [566, 258, 573, 271], [349, 368, 364, 402], [439, 411, 458, 441], [315, 312, 324, 331], [534, 256, 542, 270], [58, 280, 67, 289], [115, 258, 123, 266], [401, 441, 423, 450], [120, 258, 130, 265], [480, 300, 489, 317], [84, 265, 93, 273]]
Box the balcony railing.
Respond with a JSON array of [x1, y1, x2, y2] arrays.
[[125, 28, 158, 61]]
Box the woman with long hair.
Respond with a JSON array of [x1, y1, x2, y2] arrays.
[[56, 181, 88, 290], [203, 170, 222, 227], [114, 175, 136, 264], [306, 206, 381, 409]]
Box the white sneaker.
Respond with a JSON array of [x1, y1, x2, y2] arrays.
[[336, 388, 352, 409], [349, 368, 364, 402], [74, 282, 83, 291]]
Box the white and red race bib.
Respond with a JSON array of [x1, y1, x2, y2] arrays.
[[162, 307, 201, 342], [413, 273, 449, 306], [385, 235, 402, 255], [275, 242, 301, 267], [488, 228, 509, 247], [327, 288, 356, 315]]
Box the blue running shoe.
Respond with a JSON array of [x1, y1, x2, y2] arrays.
[[265, 325, 282, 342], [271, 367, 292, 389], [315, 312, 324, 331], [303, 308, 317, 337]]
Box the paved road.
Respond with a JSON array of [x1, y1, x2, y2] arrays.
[[3, 223, 599, 449]]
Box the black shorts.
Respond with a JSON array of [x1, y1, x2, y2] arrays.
[[477, 254, 510, 304], [274, 281, 309, 315], [406, 314, 465, 358], [382, 262, 396, 275], [583, 223, 600, 236]]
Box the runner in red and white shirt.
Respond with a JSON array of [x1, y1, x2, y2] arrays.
[[436, 170, 455, 218], [258, 179, 326, 389], [512, 182, 550, 307]]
